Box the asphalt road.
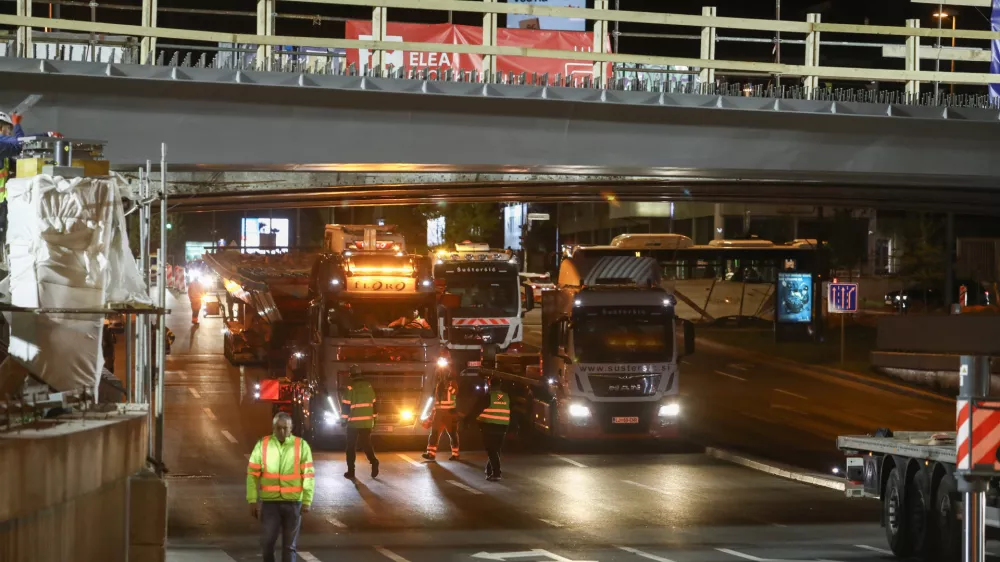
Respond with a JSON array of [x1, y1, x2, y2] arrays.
[[164, 296, 968, 562]]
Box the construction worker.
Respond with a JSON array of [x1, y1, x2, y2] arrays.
[[0, 113, 60, 240], [465, 375, 510, 481], [340, 364, 380, 479], [422, 373, 460, 461], [188, 276, 205, 325], [247, 411, 315, 562]]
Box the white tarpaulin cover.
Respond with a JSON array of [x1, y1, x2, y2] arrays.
[[0, 174, 149, 394]]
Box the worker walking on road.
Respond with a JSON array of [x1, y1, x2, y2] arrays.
[[188, 277, 204, 325], [247, 412, 315, 562], [465, 375, 510, 481], [341, 364, 380, 479], [422, 373, 460, 461]]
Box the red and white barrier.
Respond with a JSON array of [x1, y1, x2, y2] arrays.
[[956, 398, 1000, 470]]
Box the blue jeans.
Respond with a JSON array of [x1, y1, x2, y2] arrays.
[[260, 501, 302, 562]]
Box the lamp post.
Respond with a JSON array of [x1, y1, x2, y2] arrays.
[[933, 11, 957, 96]]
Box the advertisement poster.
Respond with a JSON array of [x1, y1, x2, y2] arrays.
[[345, 21, 610, 82], [241, 218, 289, 253], [777, 272, 813, 324], [506, 0, 586, 31]]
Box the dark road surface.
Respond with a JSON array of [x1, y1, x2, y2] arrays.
[[163, 296, 975, 562]]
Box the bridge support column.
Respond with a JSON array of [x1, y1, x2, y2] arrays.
[[803, 13, 821, 99], [698, 7, 717, 89], [370, 6, 388, 75], [592, 0, 608, 88], [256, 0, 275, 72], [140, 0, 157, 64], [905, 19, 921, 100], [15, 0, 31, 58], [482, 0, 498, 81]]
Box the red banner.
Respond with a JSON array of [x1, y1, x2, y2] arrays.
[[345, 21, 611, 84]]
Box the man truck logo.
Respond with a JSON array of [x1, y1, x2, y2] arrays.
[[350, 278, 409, 292]]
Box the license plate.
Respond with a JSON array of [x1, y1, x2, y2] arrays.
[[373, 425, 394, 433], [612, 416, 640, 424], [467, 360, 481, 367]]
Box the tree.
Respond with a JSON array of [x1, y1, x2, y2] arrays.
[[894, 215, 944, 291], [127, 211, 187, 264], [419, 203, 500, 250]]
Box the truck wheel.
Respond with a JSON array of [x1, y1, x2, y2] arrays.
[[932, 473, 961, 562], [906, 468, 932, 559], [884, 467, 913, 557]]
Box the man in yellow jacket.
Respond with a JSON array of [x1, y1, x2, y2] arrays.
[[247, 412, 315, 562]]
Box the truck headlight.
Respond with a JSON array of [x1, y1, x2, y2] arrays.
[[400, 409, 415, 422], [568, 403, 591, 418], [658, 403, 681, 417], [323, 410, 338, 426], [436, 356, 449, 368]]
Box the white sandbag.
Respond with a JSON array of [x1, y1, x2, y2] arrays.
[[1, 173, 149, 395]]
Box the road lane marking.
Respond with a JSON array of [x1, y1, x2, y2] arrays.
[[326, 517, 347, 528], [901, 409, 929, 420], [550, 454, 587, 468], [539, 518, 564, 527], [203, 407, 217, 421], [375, 546, 412, 562], [188, 387, 201, 398], [728, 364, 750, 371], [855, 544, 894, 556], [714, 370, 747, 382], [622, 480, 668, 495], [716, 549, 765, 561], [680, 359, 690, 365], [616, 545, 677, 562], [447, 479, 484, 495], [221, 430, 238, 444], [397, 453, 422, 467], [298, 553, 321, 562], [770, 403, 808, 416], [774, 388, 807, 400]]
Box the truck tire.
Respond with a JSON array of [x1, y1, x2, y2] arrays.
[[932, 472, 961, 562], [884, 467, 913, 557], [906, 468, 932, 559]]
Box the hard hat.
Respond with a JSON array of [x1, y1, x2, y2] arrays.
[[0, 112, 11, 127], [349, 364, 363, 377]]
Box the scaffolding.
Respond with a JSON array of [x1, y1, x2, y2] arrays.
[[0, 141, 172, 476]]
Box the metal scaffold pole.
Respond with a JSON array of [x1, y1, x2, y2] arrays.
[[154, 143, 168, 474]]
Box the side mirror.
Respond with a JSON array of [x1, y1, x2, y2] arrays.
[[556, 352, 573, 365], [680, 319, 695, 357], [524, 285, 535, 312]]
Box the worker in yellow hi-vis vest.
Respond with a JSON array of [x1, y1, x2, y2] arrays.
[[247, 412, 315, 562], [465, 374, 510, 481], [340, 364, 380, 479]]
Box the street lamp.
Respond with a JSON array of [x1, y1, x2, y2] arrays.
[[933, 11, 957, 96]]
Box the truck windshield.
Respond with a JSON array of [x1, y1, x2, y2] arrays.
[[444, 274, 519, 318], [325, 299, 437, 339], [573, 314, 673, 364]]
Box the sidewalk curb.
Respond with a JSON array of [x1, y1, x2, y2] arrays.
[[704, 446, 846, 492], [696, 337, 953, 404]]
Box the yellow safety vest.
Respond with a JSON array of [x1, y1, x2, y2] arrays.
[[434, 381, 457, 410], [246, 434, 315, 505], [0, 158, 9, 204], [478, 390, 510, 425], [341, 379, 377, 429]]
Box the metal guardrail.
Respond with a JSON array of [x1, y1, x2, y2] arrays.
[[1, 0, 999, 107]]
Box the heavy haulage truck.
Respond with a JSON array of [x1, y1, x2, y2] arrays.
[[478, 253, 694, 441]]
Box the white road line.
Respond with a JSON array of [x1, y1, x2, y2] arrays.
[[855, 544, 894, 556], [728, 364, 749, 371], [298, 553, 321, 562], [326, 517, 347, 528], [203, 407, 217, 421], [901, 410, 928, 420], [539, 518, 564, 527], [375, 546, 412, 562], [714, 370, 747, 382], [397, 453, 422, 467], [164, 549, 237, 561], [716, 549, 765, 561], [550, 454, 587, 468], [221, 430, 238, 444], [623, 480, 664, 494], [447, 480, 484, 495], [615, 545, 677, 562], [188, 387, 201, 398], [680, 360, 690, 365], [774, 388, 808, 400]]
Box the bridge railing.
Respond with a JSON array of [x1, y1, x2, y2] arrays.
[[1, 0, 999, 106]]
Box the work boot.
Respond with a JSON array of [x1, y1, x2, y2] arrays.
[[344, 470, 355, 480], [371, 459, 380, 478], [449, 454, 460, 461], [421, 452, 436, 461], [487, 474, 503, 482]]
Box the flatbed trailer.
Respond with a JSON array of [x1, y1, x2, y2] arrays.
[[837, 431, 1000, 561]]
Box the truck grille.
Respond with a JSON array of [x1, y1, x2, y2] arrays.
[[588, 374, 663, 397], [373, 390, 424, 424], [450, 326, 510, 347], [338, 373, 426, 391]]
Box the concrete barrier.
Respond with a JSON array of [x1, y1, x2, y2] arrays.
[[0, 411, 152, 562]]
